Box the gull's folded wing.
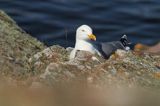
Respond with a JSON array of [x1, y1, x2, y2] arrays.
[[96, 41, 125, 59]]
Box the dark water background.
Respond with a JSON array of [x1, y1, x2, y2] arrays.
[[0, 0, 160, 47]]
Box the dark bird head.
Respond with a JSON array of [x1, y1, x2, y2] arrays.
[[120, 35, 131, 47]]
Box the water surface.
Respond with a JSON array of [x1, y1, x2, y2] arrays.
[[0, 0, 160, 47]]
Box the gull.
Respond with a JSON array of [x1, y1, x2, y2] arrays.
[[70, 25, 131, 59]]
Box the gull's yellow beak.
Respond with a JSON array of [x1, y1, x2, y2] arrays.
[[88, 34, 96, 41]]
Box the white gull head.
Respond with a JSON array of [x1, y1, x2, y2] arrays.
[[70, 25, 99, 59], [76, 25, 96, 41]]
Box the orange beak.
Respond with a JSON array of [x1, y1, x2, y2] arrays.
[[88, 34, 96, 41]]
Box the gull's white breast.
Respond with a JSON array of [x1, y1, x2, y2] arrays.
[[75, 40, 97, 54]]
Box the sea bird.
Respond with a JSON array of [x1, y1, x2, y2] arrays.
[[70, 25, 131, 59]]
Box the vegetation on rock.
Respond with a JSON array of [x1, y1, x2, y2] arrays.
[[0, 10, 45, 80]]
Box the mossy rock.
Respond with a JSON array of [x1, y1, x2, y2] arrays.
[[0, 10, 45, 79]]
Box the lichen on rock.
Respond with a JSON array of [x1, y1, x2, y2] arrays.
[[0, 10, 45, 79], [30, 45, 160, 88]]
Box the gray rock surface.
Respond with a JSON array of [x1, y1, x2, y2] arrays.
[[0, 10, 45, 79]]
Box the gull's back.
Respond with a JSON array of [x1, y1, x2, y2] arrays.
[[94, 35, 131, 59], [100, 41, 125, 59]]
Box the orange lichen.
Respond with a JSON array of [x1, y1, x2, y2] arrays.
[[153, 72, 160, 79], [134, 43, 149, 51]]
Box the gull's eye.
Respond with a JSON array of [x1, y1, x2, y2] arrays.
[[82, 29, 85, 32]]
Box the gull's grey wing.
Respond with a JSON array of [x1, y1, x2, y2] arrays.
[[95, 41, 125, 59], [86, 38, 127, 59], [101, 41, 125, 57]]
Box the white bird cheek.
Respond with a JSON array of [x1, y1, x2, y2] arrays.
[[80, 32, 87, 40], [81, 35, 87, 40]]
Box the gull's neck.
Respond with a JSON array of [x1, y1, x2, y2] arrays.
[[75, 39, 96, 53]]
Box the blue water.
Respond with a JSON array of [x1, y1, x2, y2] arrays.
[[0, 0, 160, 47]]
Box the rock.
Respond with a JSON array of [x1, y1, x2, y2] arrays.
[[134, 43, 149, 51], [110, 49, 127, 59], [66, 47, 74, 52], [155, 63, 160, 69], [134, 43, 160, 55], [0, 10, 45, 79], [30, 82, 44, 88], [30, 46, 160, 88], [145, 43, 160, 54]]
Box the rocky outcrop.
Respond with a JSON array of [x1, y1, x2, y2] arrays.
[[0, 10, 159, 89], [0, 10, 45, 80], [134, 43, 160, 55], [30, 46, 160, 88]]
